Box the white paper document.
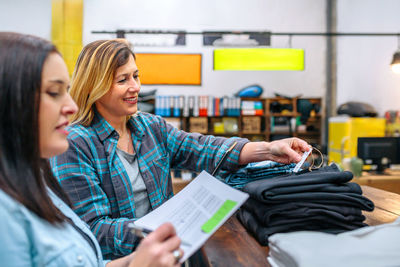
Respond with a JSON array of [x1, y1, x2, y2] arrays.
[[134, 170, 249, 262]]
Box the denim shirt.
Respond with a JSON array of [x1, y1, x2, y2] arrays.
[[0, 189, 104, 267]]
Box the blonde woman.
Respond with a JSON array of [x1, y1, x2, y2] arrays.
[[50, 38, 310, 259]]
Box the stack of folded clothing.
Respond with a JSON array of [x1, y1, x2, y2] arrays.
[[220, 160, 296, 189], [267, 217, 400, 267], [237, 164, 374, 246]]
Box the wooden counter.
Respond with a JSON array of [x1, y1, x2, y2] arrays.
[[353, 170, 400, 195], [202, 186, 400, 267]]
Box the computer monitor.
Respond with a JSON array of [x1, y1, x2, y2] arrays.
[[357, 137, 400, 174]]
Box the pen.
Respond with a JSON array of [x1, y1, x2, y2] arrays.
[[212, 141, 238, 176], [128, 223, 191, 247]]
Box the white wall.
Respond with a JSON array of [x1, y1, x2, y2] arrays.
[[337, 0, 400, 116], [83, 0, 327, 99], [0, 0, 52, 39], [2, 0, 400, 116]]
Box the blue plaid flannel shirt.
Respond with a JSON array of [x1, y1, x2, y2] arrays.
[[50, 111, 248, 259]]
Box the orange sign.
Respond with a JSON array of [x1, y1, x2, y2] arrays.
[[136, 53, 202, 85]]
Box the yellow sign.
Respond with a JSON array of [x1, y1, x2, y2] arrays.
[[214, 48, 304, 71]]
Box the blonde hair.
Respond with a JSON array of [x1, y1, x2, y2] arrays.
[[69, 38, 135, 126]]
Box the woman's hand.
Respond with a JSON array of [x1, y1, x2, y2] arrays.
[[128, 223, 183, 267], [239, 138, 311, 165], [263, 137, 311, 164]]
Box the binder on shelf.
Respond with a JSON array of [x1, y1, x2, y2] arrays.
[[164, 96, 170, 117], [235, 97, 241, 116], [208, 96, 214, 117], [155, 95, 161, 116], [214, 98, 220, 117], [227, 97, 233, 116], [173, 96, 180, 117], [160, 96, 166, 116], [183, 96, 189, 117], [179, 95, 184, 116], [222, 96, 227, 116], [219, 97, 224, 116], [193, 96, 199, 117], [188, 96, 195, 117], [199, 96, 208, 117]]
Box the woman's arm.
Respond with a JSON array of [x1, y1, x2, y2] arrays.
[[160, 116, 309, 174], [50, 134, 139, 258], [163, 120, 248, 173], [238, 137, 311, 165]]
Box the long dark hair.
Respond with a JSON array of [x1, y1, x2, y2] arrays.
[[0, 32, 70, 223]]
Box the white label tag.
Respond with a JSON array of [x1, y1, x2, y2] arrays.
[[293, 148, 312, 173]]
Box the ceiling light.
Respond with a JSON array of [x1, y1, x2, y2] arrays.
[[391, 50, 400, 74], [391, 35, 400, 74]]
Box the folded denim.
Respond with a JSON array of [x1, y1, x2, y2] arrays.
[[221, 160, 296, 188]]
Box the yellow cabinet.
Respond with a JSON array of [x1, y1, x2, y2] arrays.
[[328, 117, 386, 163]]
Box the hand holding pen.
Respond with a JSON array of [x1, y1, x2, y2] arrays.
[[128, 223, 191, 247]]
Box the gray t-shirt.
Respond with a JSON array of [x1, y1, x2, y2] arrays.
[[116, 148, 151, 218]]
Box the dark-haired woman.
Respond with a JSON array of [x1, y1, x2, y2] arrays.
[[0, 32, 182, 267]]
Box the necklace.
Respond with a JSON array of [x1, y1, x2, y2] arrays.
[[117, 130, 132, 154]]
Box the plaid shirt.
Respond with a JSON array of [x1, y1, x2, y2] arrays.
[[50, 111, 248, 259]]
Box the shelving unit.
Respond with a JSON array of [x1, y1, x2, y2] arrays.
[[265, 97, 322, 147], [159, 96, 322, 147]]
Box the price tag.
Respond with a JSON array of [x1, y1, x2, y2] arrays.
[[293, 148, 312, 173]]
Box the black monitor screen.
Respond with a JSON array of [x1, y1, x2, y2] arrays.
[[357, 137, 400, 173]]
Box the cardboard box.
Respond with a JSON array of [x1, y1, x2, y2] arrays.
[[242, 116, 261, 134], [189, 117, 208, 133]]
